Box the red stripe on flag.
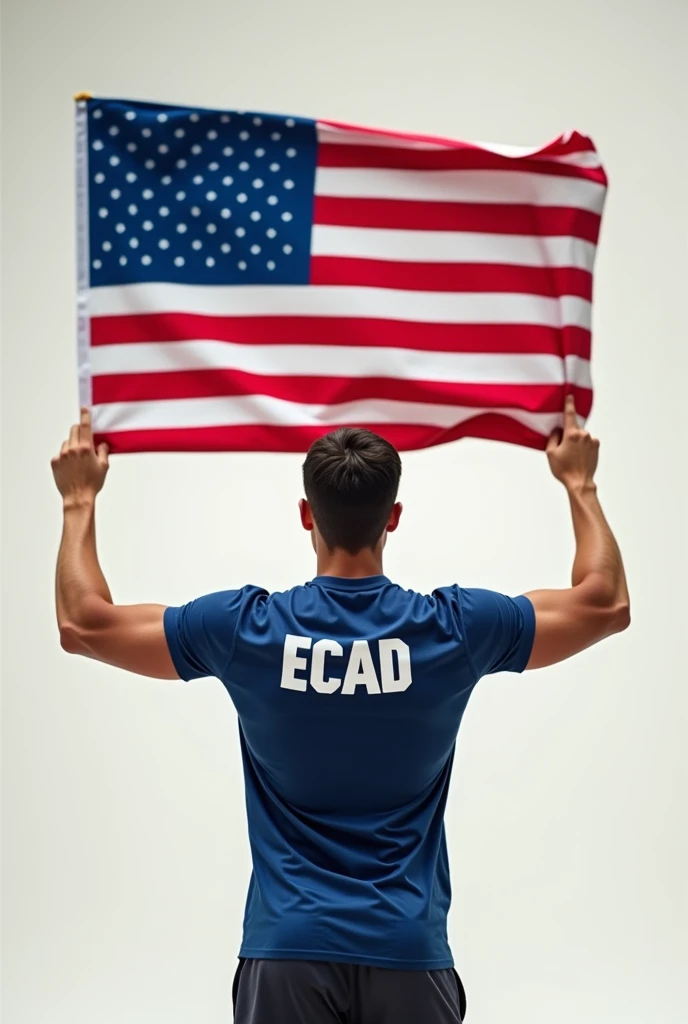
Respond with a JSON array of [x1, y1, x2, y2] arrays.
[[90, 314, 591, 359], [317, 143, 606, 183], [313, 196, 602, 242], [94, 415, 553, 455], [92, 367, 593, 415], [319, 122, 599, 161], [310, 257, 593, 299]]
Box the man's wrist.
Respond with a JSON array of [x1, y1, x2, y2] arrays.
[[62, 493, 97, 512], [564, 478, 597, 499]]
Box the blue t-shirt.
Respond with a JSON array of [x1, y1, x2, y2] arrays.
[[164, 576, 535, 970]]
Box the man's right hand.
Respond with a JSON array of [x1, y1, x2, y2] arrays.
[[523, 392, 629, 670], [546, 394, 600, 490]]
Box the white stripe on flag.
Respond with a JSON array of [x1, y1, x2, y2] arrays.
[[314, 167, 606, 213], [541, 151, 603, 169], [471, 142, 602, 168], [93, 394, 561, 436], [90, 340, 592, 391], [89, 283, 592, 329], [311, 225, 597, 270]]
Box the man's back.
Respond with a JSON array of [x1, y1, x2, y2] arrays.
[[164, 574, 535, 968], [52, 409, 628, 1022]]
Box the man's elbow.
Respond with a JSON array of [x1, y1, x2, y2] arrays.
[[610, 600, 631, 635], [58, 597, 113, 657], [59, 623, 90, 656], [583, 576, 630, 637], [597, 597, 630, 638]]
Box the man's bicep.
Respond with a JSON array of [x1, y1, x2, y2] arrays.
[[524, 580, 624, 670], [62, 600, 180, 679], [65, 589, 246, 680], [459, 588, 536, 679]]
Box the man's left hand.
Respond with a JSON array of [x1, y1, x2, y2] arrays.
[[52, 407, 109, 504]]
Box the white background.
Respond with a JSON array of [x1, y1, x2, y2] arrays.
[[2, 0, 687, 1021]]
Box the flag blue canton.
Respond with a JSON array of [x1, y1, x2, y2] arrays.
[[86, 100, 317, 287]]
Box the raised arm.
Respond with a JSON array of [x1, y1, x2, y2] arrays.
[[524, 395, 630, 670], [52, 409, 178, 679]]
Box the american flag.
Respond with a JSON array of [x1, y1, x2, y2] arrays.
[[77, 97, 607, 454]]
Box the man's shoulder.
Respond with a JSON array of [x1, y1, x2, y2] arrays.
[[248, 580, 463, 603]]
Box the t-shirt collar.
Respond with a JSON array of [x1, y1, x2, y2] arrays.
[[310, 574, 390, 591]]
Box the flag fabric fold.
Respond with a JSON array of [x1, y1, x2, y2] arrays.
[[76, 97, 607, 454]]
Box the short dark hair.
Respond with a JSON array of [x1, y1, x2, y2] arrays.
[[302, 428, 402, 553]]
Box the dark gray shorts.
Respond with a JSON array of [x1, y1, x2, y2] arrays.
[[232, 958, 466, 1023]]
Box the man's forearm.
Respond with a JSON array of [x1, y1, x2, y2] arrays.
[[50, 409, 175, 677], [56, 497, 113, 633], [566, 482, 629, 609]]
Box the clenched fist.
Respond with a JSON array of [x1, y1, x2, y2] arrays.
[[546, 395, 600, 490], [51, 407, 109, 504]]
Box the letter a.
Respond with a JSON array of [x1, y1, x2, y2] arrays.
[[342, 640, 381, 695]]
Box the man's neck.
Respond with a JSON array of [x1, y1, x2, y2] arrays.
[[315, 547, 384, 579]]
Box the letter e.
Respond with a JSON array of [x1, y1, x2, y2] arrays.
[[280, 634, 312, 691]]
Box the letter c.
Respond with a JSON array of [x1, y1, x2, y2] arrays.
[[310, 638, 343, 694]]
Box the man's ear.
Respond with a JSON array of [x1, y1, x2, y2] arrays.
[[386, 502, 403, 534], [299, 498, 314, 531]]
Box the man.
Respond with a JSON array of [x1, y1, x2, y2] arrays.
[[52, 397, 629, 1024]]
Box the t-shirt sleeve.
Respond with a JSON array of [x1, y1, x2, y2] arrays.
[[163, 589, 247, 681], [458, 588, 535, 679]]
